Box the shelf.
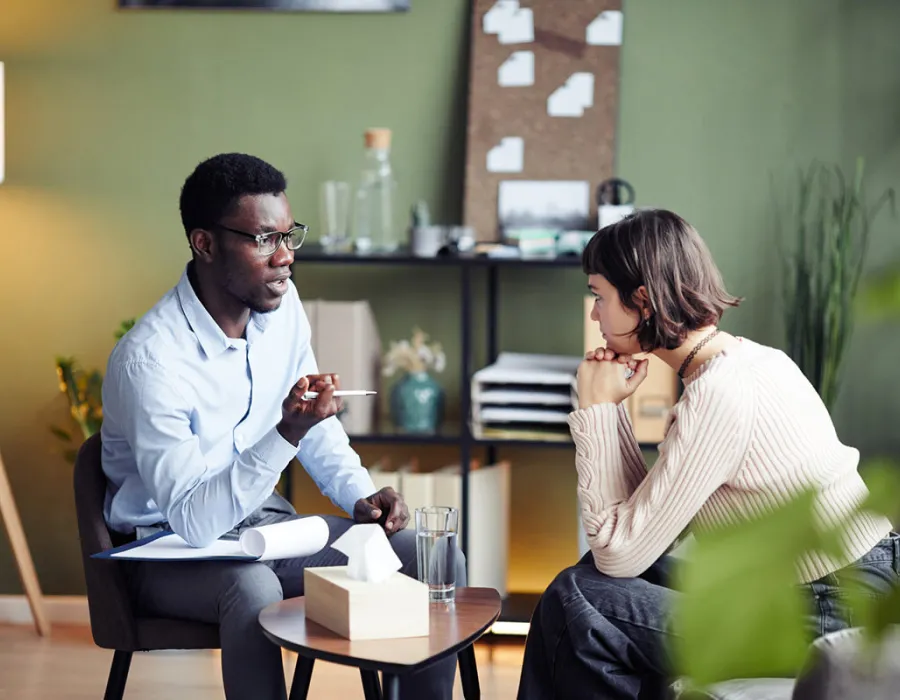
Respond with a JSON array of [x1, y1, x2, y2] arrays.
[[293, 243, 583, 268], [347, 425, 461, 446], [474, 435, 658, 450]]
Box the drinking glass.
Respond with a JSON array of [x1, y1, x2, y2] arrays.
[[415, 506, 459, 603], [319, 181, 352, 253]]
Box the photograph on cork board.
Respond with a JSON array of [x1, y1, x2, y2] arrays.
[[463, 0, 624, 241], [119, 0, 409, 11]]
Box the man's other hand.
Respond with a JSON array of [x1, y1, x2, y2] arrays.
[[353, 487, 410, 535]]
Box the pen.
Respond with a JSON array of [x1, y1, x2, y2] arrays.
[[301, 390, 378, 400]]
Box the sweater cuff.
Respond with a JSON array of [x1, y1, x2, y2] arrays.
[[568, 403, 619, 439]]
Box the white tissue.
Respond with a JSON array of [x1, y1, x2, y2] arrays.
[[331, 524, 402, 584]]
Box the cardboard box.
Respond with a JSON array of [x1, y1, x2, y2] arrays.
[[582, 296, 678, 444], [303, 566, 429, 640], [304, 300, 382, 435]]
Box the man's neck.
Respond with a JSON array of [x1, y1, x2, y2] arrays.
[[188, 262, 251, 340]]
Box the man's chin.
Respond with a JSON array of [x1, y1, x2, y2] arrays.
[[248, 297, 282, 315]]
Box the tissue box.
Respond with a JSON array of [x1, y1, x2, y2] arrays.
[[303, 566, 430, 640]]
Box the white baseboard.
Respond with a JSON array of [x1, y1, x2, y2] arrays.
[[0, 595, 90, 626]]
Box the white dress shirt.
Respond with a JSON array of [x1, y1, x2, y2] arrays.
[[100, 264, 376, 547]]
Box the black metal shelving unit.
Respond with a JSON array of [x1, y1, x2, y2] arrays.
[[285, 243, 657, 623]]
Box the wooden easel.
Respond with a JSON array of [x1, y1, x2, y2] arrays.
[[0, 448, 50, 636]]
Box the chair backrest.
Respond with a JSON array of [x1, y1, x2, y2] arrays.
[[73, 433, 137, 649]]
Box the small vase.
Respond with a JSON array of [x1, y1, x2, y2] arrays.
[[390, 371, 444, 434]]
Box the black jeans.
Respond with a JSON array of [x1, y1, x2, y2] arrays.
[[517, 535, 900, 700]]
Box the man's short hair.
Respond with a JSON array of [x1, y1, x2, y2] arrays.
[[179, 153, 287, 238], [581, 208, 743, 351]]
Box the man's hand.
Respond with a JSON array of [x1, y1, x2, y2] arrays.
[[576, 347, 649, 408], [276, 373, 344, 446], [353, 487, 410, 535]]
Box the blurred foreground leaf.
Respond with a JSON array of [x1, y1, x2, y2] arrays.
[[671, 490, 845, 689], [859, 266, 900, 321], [857, 458, 900, 524]]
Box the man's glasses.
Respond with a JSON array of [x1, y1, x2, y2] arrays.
[[215, 222, 308, 257]]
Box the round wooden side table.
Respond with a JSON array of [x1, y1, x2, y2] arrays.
[[259, 586, 502, 700]]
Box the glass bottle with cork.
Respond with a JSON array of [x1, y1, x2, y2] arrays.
[[353, 128, 399, 253]]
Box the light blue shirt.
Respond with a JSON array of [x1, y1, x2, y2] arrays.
[[100, 264, 376, 547]]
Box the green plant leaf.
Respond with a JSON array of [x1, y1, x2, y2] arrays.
[[859, 266, 900, 321], [114, 318, 136, 340], [670, 490, 844, 688], [775, 158, 895, 410], [49, 425, 72, 442], [857, 458, 900, 522]]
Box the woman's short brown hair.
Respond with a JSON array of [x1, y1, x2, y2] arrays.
[[581, 208, 742, 351]]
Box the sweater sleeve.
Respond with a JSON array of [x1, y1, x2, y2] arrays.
[[568, 382, 749, 578], [616, 401, 650, 494]]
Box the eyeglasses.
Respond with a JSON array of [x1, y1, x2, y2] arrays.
[[214, 222, 308, 257]]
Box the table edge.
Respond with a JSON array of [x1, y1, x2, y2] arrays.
[[260, 589, 502, 675]]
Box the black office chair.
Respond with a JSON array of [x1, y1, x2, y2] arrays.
[[73, 433, 220, 699]]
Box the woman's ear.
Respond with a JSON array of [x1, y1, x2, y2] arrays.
[[632, 285, 652, 320]]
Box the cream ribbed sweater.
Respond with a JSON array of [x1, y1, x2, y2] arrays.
[[569, 338, 892, 583]]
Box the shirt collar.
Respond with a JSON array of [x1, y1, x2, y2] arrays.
[[176, 264, 237, 358]]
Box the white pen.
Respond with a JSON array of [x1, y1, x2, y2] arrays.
[[301, 390, 378, 400]]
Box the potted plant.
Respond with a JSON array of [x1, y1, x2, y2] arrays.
[[776, 158, 895, 411], [383, 328, 446, 433], [51, 318, 135, 462]]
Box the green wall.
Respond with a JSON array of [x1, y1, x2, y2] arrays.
[[0, 0, 897, 596]]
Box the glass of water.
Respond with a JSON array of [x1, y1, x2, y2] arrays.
[[415, 506, 459, 603], [319, 180, 352, 253]]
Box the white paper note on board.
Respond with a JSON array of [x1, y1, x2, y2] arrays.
[[586, 10, 624, 46], [498, 50, 534, 87], [547, 73, 595, 118], [483, 0, 534, 44], [487, 137, 524, 173], [483, 0, 517, 34]]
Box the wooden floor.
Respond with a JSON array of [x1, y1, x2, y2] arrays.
[[0, 624, 525, 699]]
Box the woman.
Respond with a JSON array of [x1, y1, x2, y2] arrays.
[[516, 209, 897, 700]]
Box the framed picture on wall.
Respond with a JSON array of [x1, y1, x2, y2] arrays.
[[119, 0, 410, 11]]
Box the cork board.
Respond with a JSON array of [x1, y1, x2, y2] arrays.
[[462, 0, 623, 241]]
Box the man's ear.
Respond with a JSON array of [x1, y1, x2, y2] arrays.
[[188, 228, 214, 262], [632, 285, 652, 320]]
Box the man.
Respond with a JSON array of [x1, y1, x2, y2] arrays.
[[100, 152, 465, 700]]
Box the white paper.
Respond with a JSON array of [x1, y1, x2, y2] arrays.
[[108, 516, 329, 562], [498, 50, 534, 87], [476, 389, 573, 406], [487, 136, 524, 173], [473, 351, 582, 386], [547, 72, 595, 117], [331, 523, 402, 584], [483, 0, 518, 34], [239, 517, 330, 560], [480, 406, 570, 424], [586, 10, 623, 46], [110, 535, 253, 560], [483, 0, 533, 44]]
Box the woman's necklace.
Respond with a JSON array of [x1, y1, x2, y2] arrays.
[[678, 328, 720, 379]]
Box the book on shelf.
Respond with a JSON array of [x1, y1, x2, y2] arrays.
[[305, 299, 382, 436]]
